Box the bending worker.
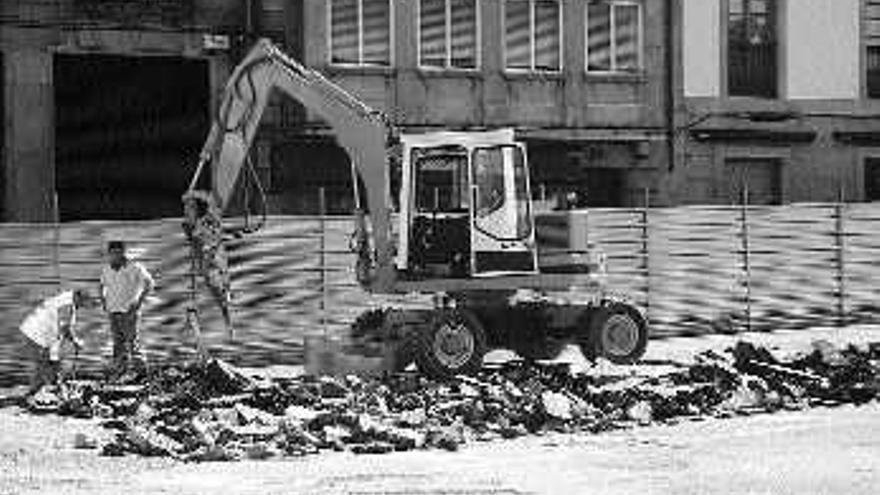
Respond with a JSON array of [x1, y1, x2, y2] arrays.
[[19, 289, 94, 395]]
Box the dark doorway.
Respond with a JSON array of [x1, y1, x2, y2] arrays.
[[580, 168, 625, 207], [0, 53, 4, 221], [54, 54, 210, 220], [725, 157, 782, 205], [866, 157, 880, 201]]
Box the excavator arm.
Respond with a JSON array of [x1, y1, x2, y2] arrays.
[[183, 38, 398, 334]]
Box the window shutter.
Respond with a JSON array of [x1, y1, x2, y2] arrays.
[[450, 0, 477, 68], [505, 0, 532, 69], [331, 0, 359, 64], [362, 0, 391, 65], [614, 4, 639, 72], [534, 0, 560, 70], [587, 3, 611, 71], [421, 0, 447, 66]]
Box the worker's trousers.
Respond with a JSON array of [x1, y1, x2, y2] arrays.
[[109, 310, 146, 375], [23, 338, 59, 394]]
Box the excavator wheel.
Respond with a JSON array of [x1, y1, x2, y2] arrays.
[[579, 302, 648, 364], [415, 308, 487, 379]]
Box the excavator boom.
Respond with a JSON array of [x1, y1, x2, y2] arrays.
[[183, 39, 398, 332]]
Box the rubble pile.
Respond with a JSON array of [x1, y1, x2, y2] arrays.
[[21, 340, 880, 461]]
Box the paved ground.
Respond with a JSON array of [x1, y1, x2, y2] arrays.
[[1, 326, 879, 495]]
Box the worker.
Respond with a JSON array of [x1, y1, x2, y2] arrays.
[[19, 289, 94, 395], [99, 240, 155, 379]]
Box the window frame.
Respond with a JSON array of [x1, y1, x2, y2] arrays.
[[503, 0, 564, 73], [327, 0, 395, 68], [584, 0, 645, 75], [417, 0, 481, 71], [725, 0, 778, 98]]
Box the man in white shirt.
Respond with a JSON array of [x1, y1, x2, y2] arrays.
[[99, 240, 155, 378], [19, 289, 93, 394]]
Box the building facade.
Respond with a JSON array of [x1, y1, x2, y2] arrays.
[[0, 0, 673, 221], [272, 0, 672, 213], [0, 0, 273, 222], [675, 0, 880, 205]]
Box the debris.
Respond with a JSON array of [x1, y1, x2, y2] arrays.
[[73, 432, 99, 450], [27, 386, 61, 413], [541, 391, 573, 421], [21, 338, 880, 462], [124, 425, 184, 458], [626, 401, 653, 425], [427, 425, 464, 452]]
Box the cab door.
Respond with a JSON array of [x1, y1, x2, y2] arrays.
[[469, 144, 538, 275]]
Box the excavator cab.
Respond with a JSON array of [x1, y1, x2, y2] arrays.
[[398, 130, 538, 280]]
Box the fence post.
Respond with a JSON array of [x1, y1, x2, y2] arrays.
[[319, 187, 328, 339], [834, 188, 846, 327], [52, 192, 61, 290], [739, 185, 752, 333], [641, 188, 651, 324]]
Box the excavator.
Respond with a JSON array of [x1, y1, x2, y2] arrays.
[[182, 39, 648, 378]]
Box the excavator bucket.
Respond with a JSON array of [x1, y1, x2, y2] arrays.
[[182, 191, 235, 341]]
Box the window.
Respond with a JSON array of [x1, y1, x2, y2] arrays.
[[865, 158, 880, 201], [414, 147, 469, 212], [586, 1, 643, 73], [727, 0, 777, 97], [866, 1, 880, 98], [472, 146, 533, 240], [725, 158, 782, 205], [505, 0, 562, 71], [420, 0, 478, 69], [329, 0, 391, 66], [259, 0, 287, 46]]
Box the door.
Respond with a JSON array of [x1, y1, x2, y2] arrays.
[[725, 158, 782, 205], [865, 157, 880, 201], [470, 145, 538, 275], [406, 145, 472, 278]]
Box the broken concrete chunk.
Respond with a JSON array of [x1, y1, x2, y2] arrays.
[[124, 426, 184, 457], [243, 442, 279, 460], [626, 401, 653, 425], [204, 359, 255, 394], [283, 405, 321, 424], [318, 377, 350, 399], [541, 391, 573, 421], [73, 432, 99, 450], [812, 340, 846, 366], [234, 403, 276, 426]]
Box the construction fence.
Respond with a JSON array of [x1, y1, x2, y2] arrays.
[[1, 201, 879, 384]]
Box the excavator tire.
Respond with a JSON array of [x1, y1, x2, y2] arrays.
[[579, 302, 648, 364], [415, 308, 487, 379]]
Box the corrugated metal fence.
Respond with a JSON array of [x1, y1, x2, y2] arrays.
[[1, 202, 879, 384]]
